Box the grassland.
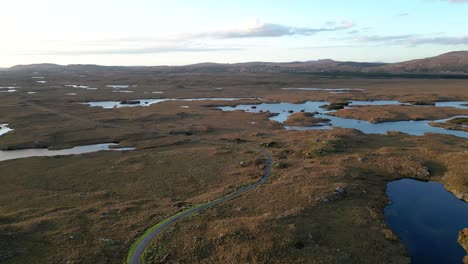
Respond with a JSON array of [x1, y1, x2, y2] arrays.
[[0, 70, 467, 263]]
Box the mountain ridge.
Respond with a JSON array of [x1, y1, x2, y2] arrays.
[[6, 51, 468, 74]]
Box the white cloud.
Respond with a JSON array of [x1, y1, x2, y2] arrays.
[[350, 34, 468, 46], [32, 20, 355, 55], [188, 20, 354, 39]]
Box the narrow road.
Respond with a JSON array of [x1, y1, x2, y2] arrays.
[[127, 147, 272, 264]]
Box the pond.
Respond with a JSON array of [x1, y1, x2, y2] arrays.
[[0, 124, 13, 137], [0, 143, 135, 162], [216, 101, 468, 138], [106, 85, 130, 89], [384, 179, 468, 264], [281, 87, 365, 92], [65, 84, 98, 90], [83, 98, 259, 109]]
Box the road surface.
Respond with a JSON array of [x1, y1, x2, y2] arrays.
[[127, 147, 272, 264]]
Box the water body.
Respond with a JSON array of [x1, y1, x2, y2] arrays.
[[65, 84, 98, 90], [348, 100, 409, 106], [83, 98, 259, 109], [107, 85, 129, 89], [0, 89, 17, 93], [112, 90, 134, 93], [0, 143, 135, 162], [384, 179, 468, 264], [0, 86, 18, 89], [217, 101, 468, 138], [0, 124, 13, 137], [281, 87, 365, 91], [434, 101, 468, 109]]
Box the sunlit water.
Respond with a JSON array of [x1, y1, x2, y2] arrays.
[[83, 98, 259, 109], [0, 124, 13, 137], [0, 143, 135, 162], [281, 87, 365, 91], [65, 84, 98, 90], [384, 179, 468, 264], [216, 101, 468, 138], [106, 85, 129, 89]]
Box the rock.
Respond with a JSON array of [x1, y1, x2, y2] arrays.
[[239, 161, 248, 167], [120, 100, 141, 105], [288, 110, 294, 113], [175, 202, 188, 207], [273, 162, 288, 169], [334, 187, 346, 195], [251, 106, 257, 109], [99, 238, 116, 245], [261, 141, 279, 148]]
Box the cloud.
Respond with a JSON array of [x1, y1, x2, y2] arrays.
[[398, 12, 409, 16], [32, 45, 242, 55], [189, 20, 354, 39], [30, 19, 355, 55], [408, 36, 468, 45], [356, 34, 416, 42], [350, 34, 468, 46], [98, 20, 355, 44]]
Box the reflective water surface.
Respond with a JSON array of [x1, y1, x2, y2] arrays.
[[0, 143, 135, 162], [0, 124, 13, 137], [384, 179, 468, 264], [83, 98, 259, 109], [217, 101, 468, 138]]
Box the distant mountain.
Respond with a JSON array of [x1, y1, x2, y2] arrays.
[[9, 63, 63, 71], [6, 51, 468, 75], [372, 51, 468, 74]]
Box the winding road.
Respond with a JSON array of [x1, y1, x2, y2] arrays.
[[127, 147, 272, 264]]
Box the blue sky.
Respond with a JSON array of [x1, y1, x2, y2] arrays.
[[1, 0, 467, 66]]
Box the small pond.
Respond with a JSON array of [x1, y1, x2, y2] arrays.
[[65, 85, 98, 90], [0, 124, 13, 137], [106, 85, 130, 89], [0, 143, 135, 162], [384, 179, 468, 264]]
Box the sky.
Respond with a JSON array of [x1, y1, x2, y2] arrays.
[[1, 0, 468, 67]]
